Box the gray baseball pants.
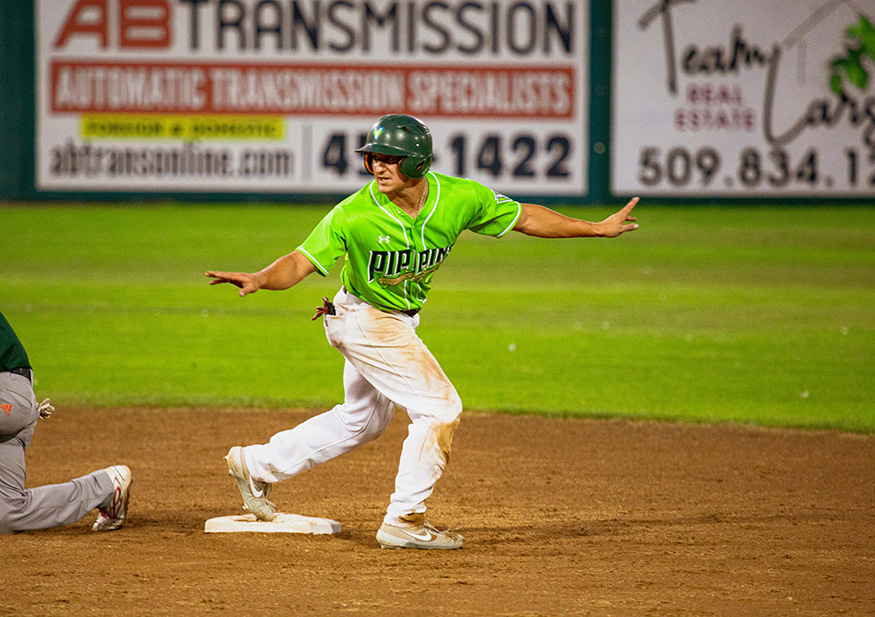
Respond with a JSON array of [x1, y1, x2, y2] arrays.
[[0, 371, 114, 534]]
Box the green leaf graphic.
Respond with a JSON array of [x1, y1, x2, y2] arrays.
[[829, 15, 875, 94]]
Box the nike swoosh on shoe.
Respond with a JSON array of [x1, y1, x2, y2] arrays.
[[402, 528, 433, 542]]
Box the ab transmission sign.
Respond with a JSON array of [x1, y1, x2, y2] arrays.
[[36, 0, 590, 196]]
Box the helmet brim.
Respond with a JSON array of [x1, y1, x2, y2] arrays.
[[354, 143, 411, 156]]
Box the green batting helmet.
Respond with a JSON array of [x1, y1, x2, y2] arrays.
[[356, 114, 432, 178]]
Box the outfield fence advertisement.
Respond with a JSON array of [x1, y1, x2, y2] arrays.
[[35, 0, 589, 195], [612, 0, 875, 197]]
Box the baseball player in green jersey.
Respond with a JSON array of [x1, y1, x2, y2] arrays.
[[207, 114, 639, 550], [0, 311, 132, 534]]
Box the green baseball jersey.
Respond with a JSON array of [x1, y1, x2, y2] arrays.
[[0, 311, 31, 372], [298, 172, 521, 312]]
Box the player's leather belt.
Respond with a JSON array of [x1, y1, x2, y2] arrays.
[[8, 367, 33, 380], [341, 286, 419, 318]]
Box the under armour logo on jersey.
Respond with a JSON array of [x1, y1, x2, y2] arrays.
[[1, 403, 11, 416], [378, 235, 391, 245], [493, 191, 512, 204]]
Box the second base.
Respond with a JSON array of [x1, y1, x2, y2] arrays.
[[204, 512, 341, 535]]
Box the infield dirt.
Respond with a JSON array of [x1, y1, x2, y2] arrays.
[[4, 407, 873, 616]]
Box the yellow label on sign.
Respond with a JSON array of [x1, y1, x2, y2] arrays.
[[81, 116, 285, 140]]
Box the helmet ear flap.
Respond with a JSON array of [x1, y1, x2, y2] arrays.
[[399, 154, 431, 179]]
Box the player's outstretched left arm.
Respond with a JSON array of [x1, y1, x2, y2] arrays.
[[512, 197, 639, 239]]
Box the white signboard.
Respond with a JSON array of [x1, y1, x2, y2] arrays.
[[36, 0, 589, 196], [613, 0, 875, 197]]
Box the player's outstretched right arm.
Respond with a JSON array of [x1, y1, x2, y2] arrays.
[[206, 250, 319, 297]]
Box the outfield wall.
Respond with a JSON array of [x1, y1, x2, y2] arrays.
[[2, 0, 873, 204]]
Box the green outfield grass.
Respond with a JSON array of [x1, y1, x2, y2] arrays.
[[1, 203, 873, 432]]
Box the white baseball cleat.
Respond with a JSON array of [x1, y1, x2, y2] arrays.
[[225, 446, 276, 521], [376, 521, 464, 550], [92, 465, 132, 532]]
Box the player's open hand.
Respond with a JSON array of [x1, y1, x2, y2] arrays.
[[205, 271, 261, 296], [599, 197, 639, 238]]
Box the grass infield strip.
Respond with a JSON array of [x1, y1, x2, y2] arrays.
[[2, 203, 873, 432]]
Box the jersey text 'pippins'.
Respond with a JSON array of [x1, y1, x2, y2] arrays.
[[298, 171, 521, 312]]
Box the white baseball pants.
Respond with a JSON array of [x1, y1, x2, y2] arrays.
[[244, 288, 463, 526]]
